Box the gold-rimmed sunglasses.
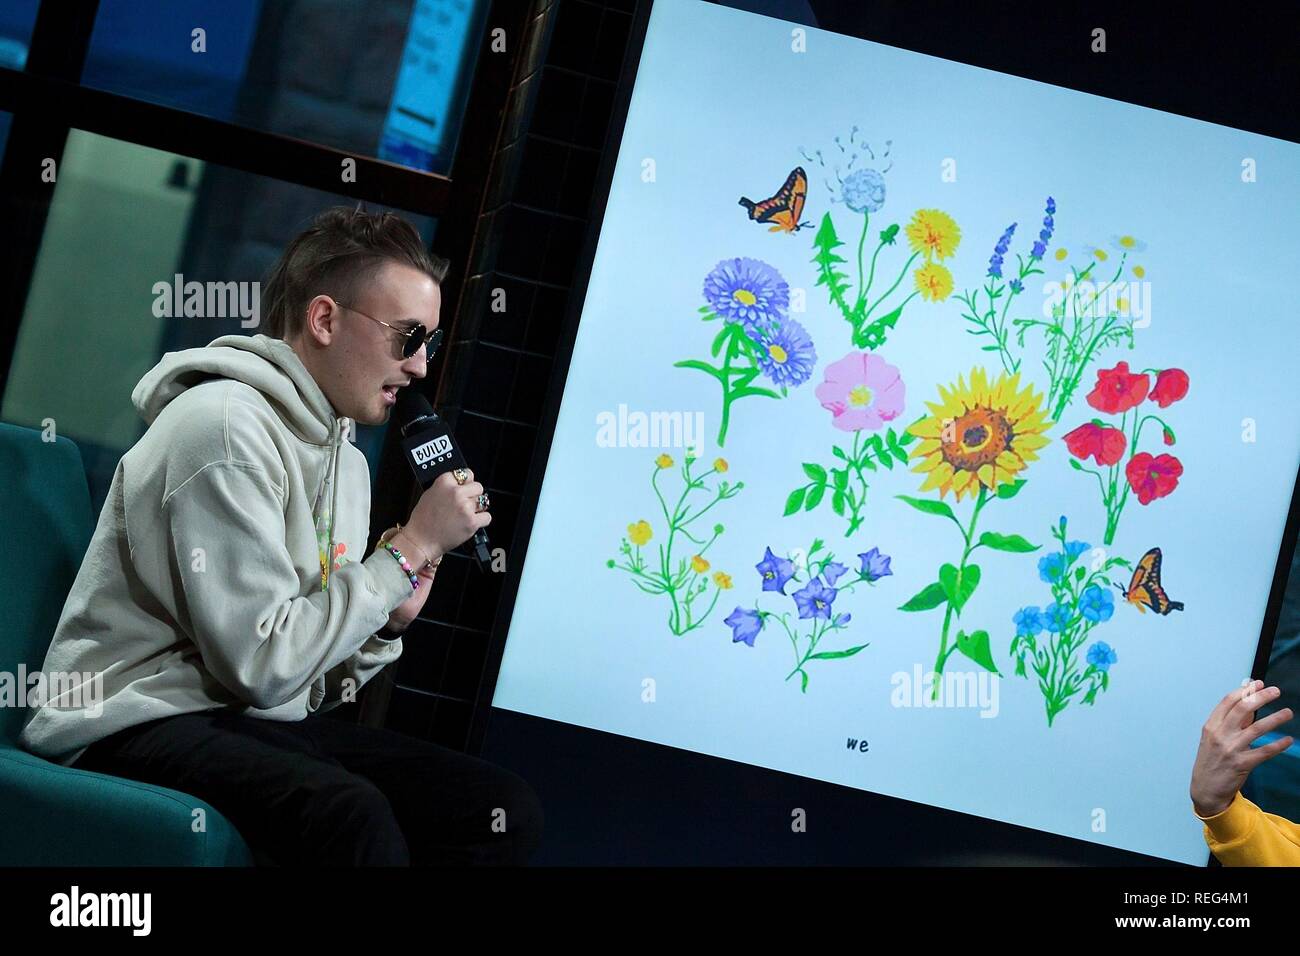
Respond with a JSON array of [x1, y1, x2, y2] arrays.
[[333, 299, 444, 362]]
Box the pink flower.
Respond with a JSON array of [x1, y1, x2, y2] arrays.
[[815, 352, 905, 432]]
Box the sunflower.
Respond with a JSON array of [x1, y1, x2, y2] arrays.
[[908, 368, 1052, 501], [905, 209, 961, 262]]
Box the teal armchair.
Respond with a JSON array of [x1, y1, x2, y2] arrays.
[[0, 421, 255, 865]]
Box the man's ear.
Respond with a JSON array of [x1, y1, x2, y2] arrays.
[[304, 295, 340, 346]]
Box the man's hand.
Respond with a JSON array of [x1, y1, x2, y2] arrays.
[[1190, 680, 1294, 817], [378, 525, 440, 633]]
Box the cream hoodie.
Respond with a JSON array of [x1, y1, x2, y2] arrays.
[[19, 334, 415, 766]]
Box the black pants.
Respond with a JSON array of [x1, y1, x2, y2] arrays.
[[71, 709, 544, 866]]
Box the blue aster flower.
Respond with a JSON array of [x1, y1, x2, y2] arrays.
[[823, 561, 848, 587], [725, 607, 764, 647], [755, 318, 816, 388], [703, 257, 789, 337], [756, 547, 796, 594], [1013, 606, 1045, 637], [1043, 602, 1071, 633], [792, 576, 837, 621], [841, 168, 886, 214], [1038, 552, 1066, 584], [1079, 585, 1115, 623], [1086, 641, 1117, 672]]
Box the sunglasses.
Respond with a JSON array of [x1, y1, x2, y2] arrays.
[[333, 299, 444, 361]]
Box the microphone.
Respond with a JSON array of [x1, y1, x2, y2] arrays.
[[397, 391, 493, 570]]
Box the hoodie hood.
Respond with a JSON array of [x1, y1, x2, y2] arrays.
[[132, 333, 343, 445]]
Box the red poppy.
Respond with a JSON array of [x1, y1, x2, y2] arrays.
[[1087, 361, 1150, 414], [1125, 452, 1183, 505], [1064, 422, 1127, 466], [1150, 368, 1189, 408]]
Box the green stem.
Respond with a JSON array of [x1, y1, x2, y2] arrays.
[[932, 486, 989, 701]]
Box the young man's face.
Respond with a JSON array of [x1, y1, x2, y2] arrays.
[[295, 260, 442, 427]]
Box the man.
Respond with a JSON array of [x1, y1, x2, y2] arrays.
[[1190, 680, 1297, 865], [19, 206, 543, 865]]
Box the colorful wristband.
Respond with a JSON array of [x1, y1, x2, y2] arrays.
[[380, 541, 421, 591]]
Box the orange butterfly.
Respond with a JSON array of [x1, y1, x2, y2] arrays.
[[739, 167, 811, 233], [1117, 547, 1184, 615]]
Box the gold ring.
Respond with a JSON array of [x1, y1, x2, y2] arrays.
[[452, 468, 470, 485]]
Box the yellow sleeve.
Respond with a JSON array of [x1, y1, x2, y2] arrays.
[[1194, 792, 1300, 866]]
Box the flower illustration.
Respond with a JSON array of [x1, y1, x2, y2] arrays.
[[908, 368, 1051, 501], [1087, 641, 1119, 672], [725, 607, 764, 646], [1110, 234, 1147, 253], [757, 546, 797, 594], [914, 261, 954, 302], [1030, 197, 1056, 259], [755, 318, 817, 387], [1126, 452, 1183, 505], [734, 538, 883, 692], [1014, 606, 1045, 636], [609, 455, 742, 635], [906, 208, 961, 262], [1086, 361, 1150, 414], [1079, 585, 1115, 623], [858, 547, 893, 582], [1063, 422, 1127, 467], [988, 222, 1017, 278], [1010, 516, 1127, 725], [841, 167, 887, 214], [702, 257, 789, 337], [793, 577, 838, 621], [714, 458, 729, 472], [655, 454, 674, 470], [815, 352, 906, 433], [1149, 367, 1189, 408]]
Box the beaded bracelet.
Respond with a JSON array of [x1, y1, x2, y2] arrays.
[[380, 541, 421, 591]]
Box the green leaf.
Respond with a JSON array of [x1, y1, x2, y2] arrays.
[[939, 563, 981, 614], [731, 386, 782, 400], [956, 629, 1000, 674], [1068, 458, 1085, 471], [831, 468, 849, 491], [800, 670, 809, 693], [995, 479, 1027, 499], [885, 429, 908, 462], [783, 487, 807, 516], [709, 325, 730, 358], [803, 463, 827, 483], [809, 538, 825, 555], [809, 644, 870, 661], [977, 532, 1040, 553], [831, 445, 848, 460], [673, 359, 723, 381], [899, 582, 947, 612], [879, 224, 899, 244], [805, 483, 825, 511], [860, 455, 877, 472], [1075, 566, 1086, 583], [831, 491, 847, 517], [896, 495, 956, 521]]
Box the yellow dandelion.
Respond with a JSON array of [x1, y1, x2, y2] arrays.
[[1133, 265, 1145, 279], [655, 453, 673, 469], [914, 262, 953, 302], [905, 209, 961, 262], [714, 458, 728, 472], [1093, 248, 1108, 262], [712, 571, 733, 590], [907, 368, 1052, 502], [1054, 247, 1068, 261], [691, 555, 710, 573], [628, 520, 652, 546]]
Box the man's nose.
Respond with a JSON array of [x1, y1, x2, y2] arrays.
[[402, 350, 428, 379]]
